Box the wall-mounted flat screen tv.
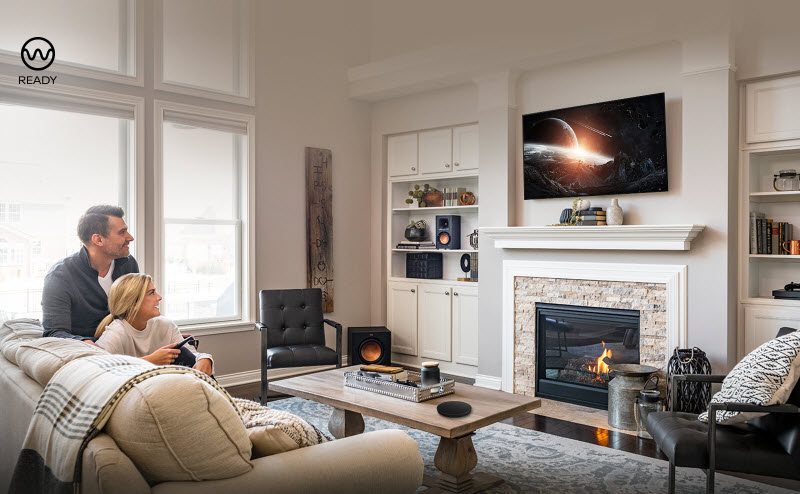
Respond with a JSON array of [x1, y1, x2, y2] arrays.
[[522, 92, 668, 199]]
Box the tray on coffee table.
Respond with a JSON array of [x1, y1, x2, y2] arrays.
[[343, 370, 454, 402]]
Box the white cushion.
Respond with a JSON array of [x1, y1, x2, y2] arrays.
[[16, 337, 108, 386], [104, 373, 253, 482], [699, 331, 800, 424]]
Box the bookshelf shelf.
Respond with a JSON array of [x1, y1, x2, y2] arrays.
[[749, 254, 800, 260], [389, 172, 478, 184], [749, 191, 800, 203], [393, 205, 478, 214], [392, 249, 476, 254]]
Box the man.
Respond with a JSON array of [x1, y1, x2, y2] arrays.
[[41, 205, 138, 341]]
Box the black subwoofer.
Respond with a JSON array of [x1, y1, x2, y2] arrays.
[[348, 326, 391, 366]]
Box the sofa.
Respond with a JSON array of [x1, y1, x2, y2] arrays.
[[0, 338, 424, 494]]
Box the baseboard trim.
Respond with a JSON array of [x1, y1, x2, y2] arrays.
[[215, 355, 348, 388], [474, 374, 502, 390]]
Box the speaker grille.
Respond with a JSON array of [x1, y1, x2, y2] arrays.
[[359, 340, 384, 364]]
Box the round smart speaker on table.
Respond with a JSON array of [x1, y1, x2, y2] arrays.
[[437, 401, 472, 417]]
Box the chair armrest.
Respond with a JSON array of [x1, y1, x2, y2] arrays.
[[255, 322, 266, 332], [710, 402, 800, 414], [323, 319, 343, 368], [671, 374, 727, 411]]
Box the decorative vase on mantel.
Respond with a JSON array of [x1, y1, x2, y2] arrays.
[[607, 199, 623, 225]]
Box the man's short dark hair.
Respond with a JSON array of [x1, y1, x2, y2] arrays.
[[77, 205, 125, 244]]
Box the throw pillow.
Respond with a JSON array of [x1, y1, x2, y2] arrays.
[[0, 319, 44, 365], [16, 337, 108, 386], [104, 373, 252, 482], [233, 398, 330, 458], [699, 331, 800, 424]]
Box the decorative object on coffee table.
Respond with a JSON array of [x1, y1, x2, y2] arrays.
[[421, 361, 441, 386], [404, 220, 428, 241], [305, 147, 334, 312], [343, 369, 454, 402], [437, 401, 472, 417], [607, 363, 658, 430], [666, 347, 712, 412], [607, 198, 623, 225]]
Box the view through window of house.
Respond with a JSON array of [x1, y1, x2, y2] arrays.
[[0, 0, 134, 75], [162, 121, 244, 323], [0, 104, 132, 320]]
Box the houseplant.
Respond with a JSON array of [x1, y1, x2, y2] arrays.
[[406, 184, 440, 208]]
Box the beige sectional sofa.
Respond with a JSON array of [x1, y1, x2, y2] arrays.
[[0, 349, 424, 494]]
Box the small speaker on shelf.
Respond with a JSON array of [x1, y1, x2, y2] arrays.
[[435, 215, 461, 250], [348, 326, 392, 366]]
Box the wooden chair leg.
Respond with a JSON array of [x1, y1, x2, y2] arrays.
[[668, 461, 675, 494]]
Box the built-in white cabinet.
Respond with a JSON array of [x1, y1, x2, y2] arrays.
[[745, 75, 800, 144], [387, 280, 478, 367], [739, 73, 800, 359], [387, 124, 478, 178], [453, 286, 479, 366], [452, 124, 479, 173], [743, 304, 800, 355], [418, 284, 452, 361], [387, 134, 418, 177], [388, 281, 418, 355]]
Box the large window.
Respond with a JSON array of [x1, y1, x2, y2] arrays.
[[157, 103, 253, 326], [0, 0, 137, 82], [0, 101, 135, 320]]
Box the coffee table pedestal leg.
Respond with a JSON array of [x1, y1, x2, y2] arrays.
[[328, 407, 365, 438], [422, 433, 503, 493]]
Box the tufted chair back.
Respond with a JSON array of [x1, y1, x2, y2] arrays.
[[259, 289, 325, 348]]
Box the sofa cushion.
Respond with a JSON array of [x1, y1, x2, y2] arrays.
[[699, 331, 800, 424], [104, 373, 252, 483], [0, 319, 44, 365], [233, 398, 330, 458], [16, 337, 108, 386]]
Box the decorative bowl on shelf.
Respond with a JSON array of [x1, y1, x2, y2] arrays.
[[404, 220, 428, 241]]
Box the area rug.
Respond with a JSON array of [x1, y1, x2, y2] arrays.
[[268, 397, 792, 494]]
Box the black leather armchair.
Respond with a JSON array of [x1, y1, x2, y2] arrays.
[[646, 327, 800, 493], [256, 288, 342, 404]]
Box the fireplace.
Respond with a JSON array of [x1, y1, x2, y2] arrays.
[[535, 303, 640, 409]]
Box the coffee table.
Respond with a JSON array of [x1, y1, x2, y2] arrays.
[[269, 366, 541, 494]]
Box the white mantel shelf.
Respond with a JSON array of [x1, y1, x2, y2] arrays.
[[481, 225, 705, 251]]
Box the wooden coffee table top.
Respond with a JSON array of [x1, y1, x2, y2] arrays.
[[269, 366, 541, 438]]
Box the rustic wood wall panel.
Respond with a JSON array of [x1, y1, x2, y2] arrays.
[[306, 147, 334, 312]]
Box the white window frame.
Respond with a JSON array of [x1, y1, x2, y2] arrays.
[[153, 100, 255, 335], [0, 75, 145, 269], [154, 0, 255, 106], [0, 0, 143, 86]]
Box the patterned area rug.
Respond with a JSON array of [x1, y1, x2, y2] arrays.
[[268, 397, 792, 494]]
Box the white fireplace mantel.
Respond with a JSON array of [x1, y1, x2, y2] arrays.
[[482, 225, 705, 251]]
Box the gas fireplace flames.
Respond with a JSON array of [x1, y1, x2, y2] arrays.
[[587, 341, 612, 381]]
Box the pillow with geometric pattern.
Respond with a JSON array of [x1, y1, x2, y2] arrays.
[[698, 331, 800, 424]]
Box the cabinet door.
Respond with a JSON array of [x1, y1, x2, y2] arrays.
[[418, 284, 452, 361], [388, 134, 418, 177], [419, 128, 453, 175], [453, 124, 479, 173], [746, 75, 800, 144], [387, 282, 418, 355], [452, 286, 479, 366], [743, 305, 800, 356]]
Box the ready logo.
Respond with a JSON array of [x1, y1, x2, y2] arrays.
[[19, 37, 57, 85]]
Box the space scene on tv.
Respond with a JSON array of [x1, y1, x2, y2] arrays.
[[523, 93, 668, 200]]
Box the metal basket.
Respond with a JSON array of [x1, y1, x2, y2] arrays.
[[343, 370, 454, 402]]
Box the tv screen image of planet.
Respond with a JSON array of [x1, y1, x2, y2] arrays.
[[522, 92, 668, 200]]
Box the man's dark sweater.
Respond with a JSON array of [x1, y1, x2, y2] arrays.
[[41, 246, 139, 340]]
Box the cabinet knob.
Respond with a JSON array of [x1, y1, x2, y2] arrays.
[[454, 162, 460, 167], [411, 166, 416, 171], [454, 292, 459, 296], [445, 163, 450, 168], [410, 288, 415, 293], [445, 291, 450, 295]]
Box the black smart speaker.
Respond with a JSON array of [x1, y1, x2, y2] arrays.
[[348, 326, 392, 366], [435, 215, 461, 250]]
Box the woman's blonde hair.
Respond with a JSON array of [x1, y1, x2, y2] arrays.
[[95, 273, 153, 338]]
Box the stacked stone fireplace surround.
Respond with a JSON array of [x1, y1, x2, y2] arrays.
[[513, 277, 669, 398]]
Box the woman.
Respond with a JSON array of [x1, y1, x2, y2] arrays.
[[95, 273, 214, 376]]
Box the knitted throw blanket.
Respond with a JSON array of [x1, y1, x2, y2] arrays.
[[233, 398, 331, 447], [9, 354, 238, 494]]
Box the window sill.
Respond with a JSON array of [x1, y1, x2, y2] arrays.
[[178, 320, 255, 337]]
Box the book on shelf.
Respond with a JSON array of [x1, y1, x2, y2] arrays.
[[750, 217, 793, 255], [749, 212, 760, 254], [767, 219, 773, 254], [396, 241, 436, 249], [443, 186, 467, 206], [772, 220, 780, 255], [576, 214, 606, 221], [576, 220, 607, 226]]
